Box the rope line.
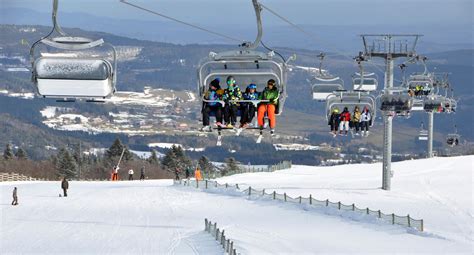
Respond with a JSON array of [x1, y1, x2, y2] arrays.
[[119, 0, 243, 43]]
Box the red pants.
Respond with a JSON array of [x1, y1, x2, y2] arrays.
[[258, 104, 276, 129]]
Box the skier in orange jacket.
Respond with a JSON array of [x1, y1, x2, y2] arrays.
[[194, 167, 203, 181]]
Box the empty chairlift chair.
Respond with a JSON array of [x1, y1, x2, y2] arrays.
[[418, 122, 428, 141], [326, 91, 376, 126], [30, 0, 117, 100], [311, 76, 344, 101], [352, 72, 378, 91]]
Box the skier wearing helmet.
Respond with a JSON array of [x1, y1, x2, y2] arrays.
[[240, 83, 259, 128], [328, 108, 340, 137], [222, 76, 242, 128], [257, 79, 280, 134]]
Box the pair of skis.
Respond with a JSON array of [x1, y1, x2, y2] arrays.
[[215, 127, 273, 146]]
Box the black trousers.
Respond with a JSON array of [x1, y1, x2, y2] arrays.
[[330, 121, 339, 132], [63, 189, 67, 197], [352, 121, 360, 132], [240, 104, 256, 125], [129, 174, 133, 180], [360, 121, 369, 131], [12, 196, 18, 205], [224, 104, 239, 125], [202, 105, 223, 126], [140, 174, 145, 180]]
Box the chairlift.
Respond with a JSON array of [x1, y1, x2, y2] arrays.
[[326, 91, 376, 126], [446, 125, 460, 147], [30, 0, 117, 100], [407, 73, 434, 97], [352, 72, 378, 91], [197, 0, 291, 115], [418, 122, 428, 141], [411, 98, 424, 111], [311, 76, 345, 101], [380, 88, 413, 115], [423, 95, 446, 113]]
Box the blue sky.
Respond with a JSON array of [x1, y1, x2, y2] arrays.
[[2, 0, 472, 26]]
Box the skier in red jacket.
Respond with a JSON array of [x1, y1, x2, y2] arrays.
[[339, 107, 351, 136]]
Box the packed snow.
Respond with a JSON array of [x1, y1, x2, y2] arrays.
[[218, 155, 474, 250], [273, 143, 320, 151], [0, 156, 472, 254]]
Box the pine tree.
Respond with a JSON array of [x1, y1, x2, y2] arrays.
[[105, 138, 133, 161], [223, 157, 240, 176], [3, 144, 14, 160], [56, 148, 78, 179], [148, 150, 159, 164], [15, 148, 28, 160], [198, 156, 214, 176]]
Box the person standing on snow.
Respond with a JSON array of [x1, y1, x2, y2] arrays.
[[112, 166, 119, 181], [61, 177, 69, 197], [140, 166, 145, 181], [194, 167, 203, 181], [185, 167, 191, 180], [12, 187, 18, 206], [128, 169, 134, 180]]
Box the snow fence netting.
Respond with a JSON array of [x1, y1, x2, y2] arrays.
[[173, 179, 424, 232]]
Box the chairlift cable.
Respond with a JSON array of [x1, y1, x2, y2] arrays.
[[260, 3, 390, 76], [261, 40, 286, 62], [119, 0, 243, 43]]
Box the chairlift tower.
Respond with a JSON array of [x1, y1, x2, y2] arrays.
[[360, 34, 422, 190]]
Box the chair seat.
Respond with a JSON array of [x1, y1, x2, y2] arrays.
[[35, 57, 112, 80]]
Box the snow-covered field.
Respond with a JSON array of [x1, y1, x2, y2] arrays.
[[1, 156, 472, 254], [218, 156, 474, 251]]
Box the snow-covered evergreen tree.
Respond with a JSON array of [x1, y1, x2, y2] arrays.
[[15, 148, 28, 160], [56, 148, 77, 179], [3, 144, 14, 160]]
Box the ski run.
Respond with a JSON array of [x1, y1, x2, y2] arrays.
[[1, 156, 472, 254]]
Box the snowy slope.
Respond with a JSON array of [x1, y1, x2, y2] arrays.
[[0, 168, 471, 254], [218, 156, 474, 250]]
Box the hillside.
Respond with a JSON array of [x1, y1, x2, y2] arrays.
[[0, 24, 472, 162], [1, 156, 472, 254]]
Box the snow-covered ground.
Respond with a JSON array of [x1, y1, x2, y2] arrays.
[[1, 156, 472, 254], [218, 156, 474, 250]]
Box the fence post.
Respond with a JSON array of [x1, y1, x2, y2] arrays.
[[352, 203, 355, 211], [216, 228, 219, 240], [338, 202, 341, 210], [378, 210, 381, 218], [226, 183, 228, 189], [299, 196, 302, 204], [310, 194, 312, 205], [205, 218, 209, 231], [227, 239, 230, 252], [215, 181, 218, 188], [326, 199, 329, 207], [221, 230, 225, 245], [205, 180, 208, 189], [273, 191, 276, 200], [263, 189, 265, 195], [248, 187, 251, 196], [407, 215, 411, 227], [392, 213, 395, 224], [420, 219, 424, 232], [284, 193, 287, 202], [230, 242, 233, 254], [366, 208, 369, 215], [236, 184, 239, 190]]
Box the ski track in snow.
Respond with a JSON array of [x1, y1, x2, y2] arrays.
[[1, 156, 473, 254]]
